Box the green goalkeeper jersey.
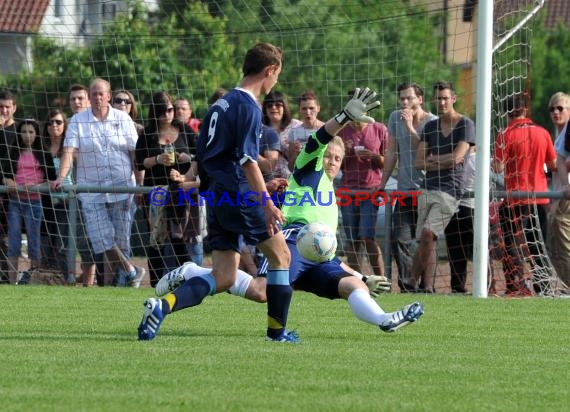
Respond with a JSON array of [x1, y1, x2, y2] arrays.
[[282, 128, 338, 231]]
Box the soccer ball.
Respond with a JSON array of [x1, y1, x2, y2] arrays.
[[296, 222, 337, 262]]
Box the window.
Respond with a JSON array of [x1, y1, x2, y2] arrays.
[[54, 0, 62, 18], [102, 2, 117, 21]]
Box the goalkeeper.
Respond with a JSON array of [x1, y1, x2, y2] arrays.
[[158, 88, 424, 333]]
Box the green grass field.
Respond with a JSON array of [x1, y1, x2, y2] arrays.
[[1, 286, 568, 412]]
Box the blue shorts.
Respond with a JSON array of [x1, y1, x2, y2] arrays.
[[340, 198, 379, 240], [258, 224, 350, 299], [206, 184, 272, 253]]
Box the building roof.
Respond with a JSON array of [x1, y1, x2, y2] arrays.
[[0, 0, 49, 34], [545, 0, 570, 29], [0, 0, 567, 35]]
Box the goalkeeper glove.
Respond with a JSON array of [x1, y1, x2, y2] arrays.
[[334, 87, 381, 125], [363, 275, 392, 298]]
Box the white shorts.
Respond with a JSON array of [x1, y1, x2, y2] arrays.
[[416, 190, 459, 238], [81, 198, 135, 255]]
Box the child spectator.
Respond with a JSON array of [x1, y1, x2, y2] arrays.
[[2, 119, 56, 284]]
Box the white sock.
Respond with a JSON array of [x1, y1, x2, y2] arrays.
[[181, 262, 211, 280], [228, 270, 253, 298], [347, 289, 390, 325], [178, 262, 252, 298]]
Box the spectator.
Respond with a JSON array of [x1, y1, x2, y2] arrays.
[[262, 91, 302, 178], [0, 89, 18, 156], [2, 119, 56, 284], [258, 124, 281, 181], [207, 88, 227, 106], [547, 92, 570, 286], [40, 109, 76, 284], [174, 97, 201, 134], [113, 90, 144, 134], [548, 92, 569, 137], [0, 89, 18, 283], [287, 90, 324, 170], [380, 82, 437, 292], [492, 92, 556, 295], [112, 89, 145, 214], [52, 78, 146, 287], [338, 89, 388, 278], [444, 147, 476, 293], [171, 96, 202, 266], [135, 91, 194, 286], [68, 84, 90, 114], [412, 81, 475, 293], [168, 165, 203, 267], [68, 84, 98, 286]]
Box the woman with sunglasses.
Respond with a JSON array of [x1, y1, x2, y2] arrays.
[[112, 90, 144, 134], [40, 109, 77, 284], [262, 91, 301, 179], [547, 92, 570, 288], [135, 91, 196, 286]]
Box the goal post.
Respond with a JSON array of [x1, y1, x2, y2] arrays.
[[484, 0, 567, 297], [472, 0, 494, 299]]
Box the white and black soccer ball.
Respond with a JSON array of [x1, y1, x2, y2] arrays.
[[296, 222, 337, 263]]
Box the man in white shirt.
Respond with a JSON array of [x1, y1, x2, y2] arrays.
[[52, 78, 145, 287]]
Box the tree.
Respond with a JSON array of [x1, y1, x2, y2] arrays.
[[529, 19, 570, 129], [213, 0, 452, 119], [0, 0, 453, 122]]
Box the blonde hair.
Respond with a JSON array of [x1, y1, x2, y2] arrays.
[[549, 92, 570, 108], [328, 136, 345, 158]]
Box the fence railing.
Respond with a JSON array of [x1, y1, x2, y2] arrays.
[[1, 184, 567, 284]]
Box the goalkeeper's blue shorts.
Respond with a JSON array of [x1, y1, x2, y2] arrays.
[[258, 223, 350, 299]]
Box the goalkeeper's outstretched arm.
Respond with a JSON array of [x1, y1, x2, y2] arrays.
[[305, 87, 382, 152], [327, 87, 381, 133]]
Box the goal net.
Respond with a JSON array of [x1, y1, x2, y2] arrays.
[[0, 0, 565, 296], [490, 0, 567, 297]]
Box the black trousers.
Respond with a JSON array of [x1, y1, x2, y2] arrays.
[[444, 205, 474, 292]]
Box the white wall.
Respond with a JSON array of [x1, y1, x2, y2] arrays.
[[39, 0, 159, 46]]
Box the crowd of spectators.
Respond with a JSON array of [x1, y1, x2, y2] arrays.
[[0, 80, 567, 296]]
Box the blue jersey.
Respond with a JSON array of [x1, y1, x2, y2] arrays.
[[196, 88, 262, 192]]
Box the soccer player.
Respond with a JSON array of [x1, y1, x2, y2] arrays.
[[138, 43, 297, 342], [154, 88, 425, 334]]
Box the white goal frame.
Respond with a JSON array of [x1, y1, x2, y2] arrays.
[[472, 0, 548, 298]]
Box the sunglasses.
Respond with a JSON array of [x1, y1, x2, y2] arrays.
[[48, 119, 64, 126], [113, 97, 132, 105], [266, 102, 284, 108], [550, 106, 565, 113]]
